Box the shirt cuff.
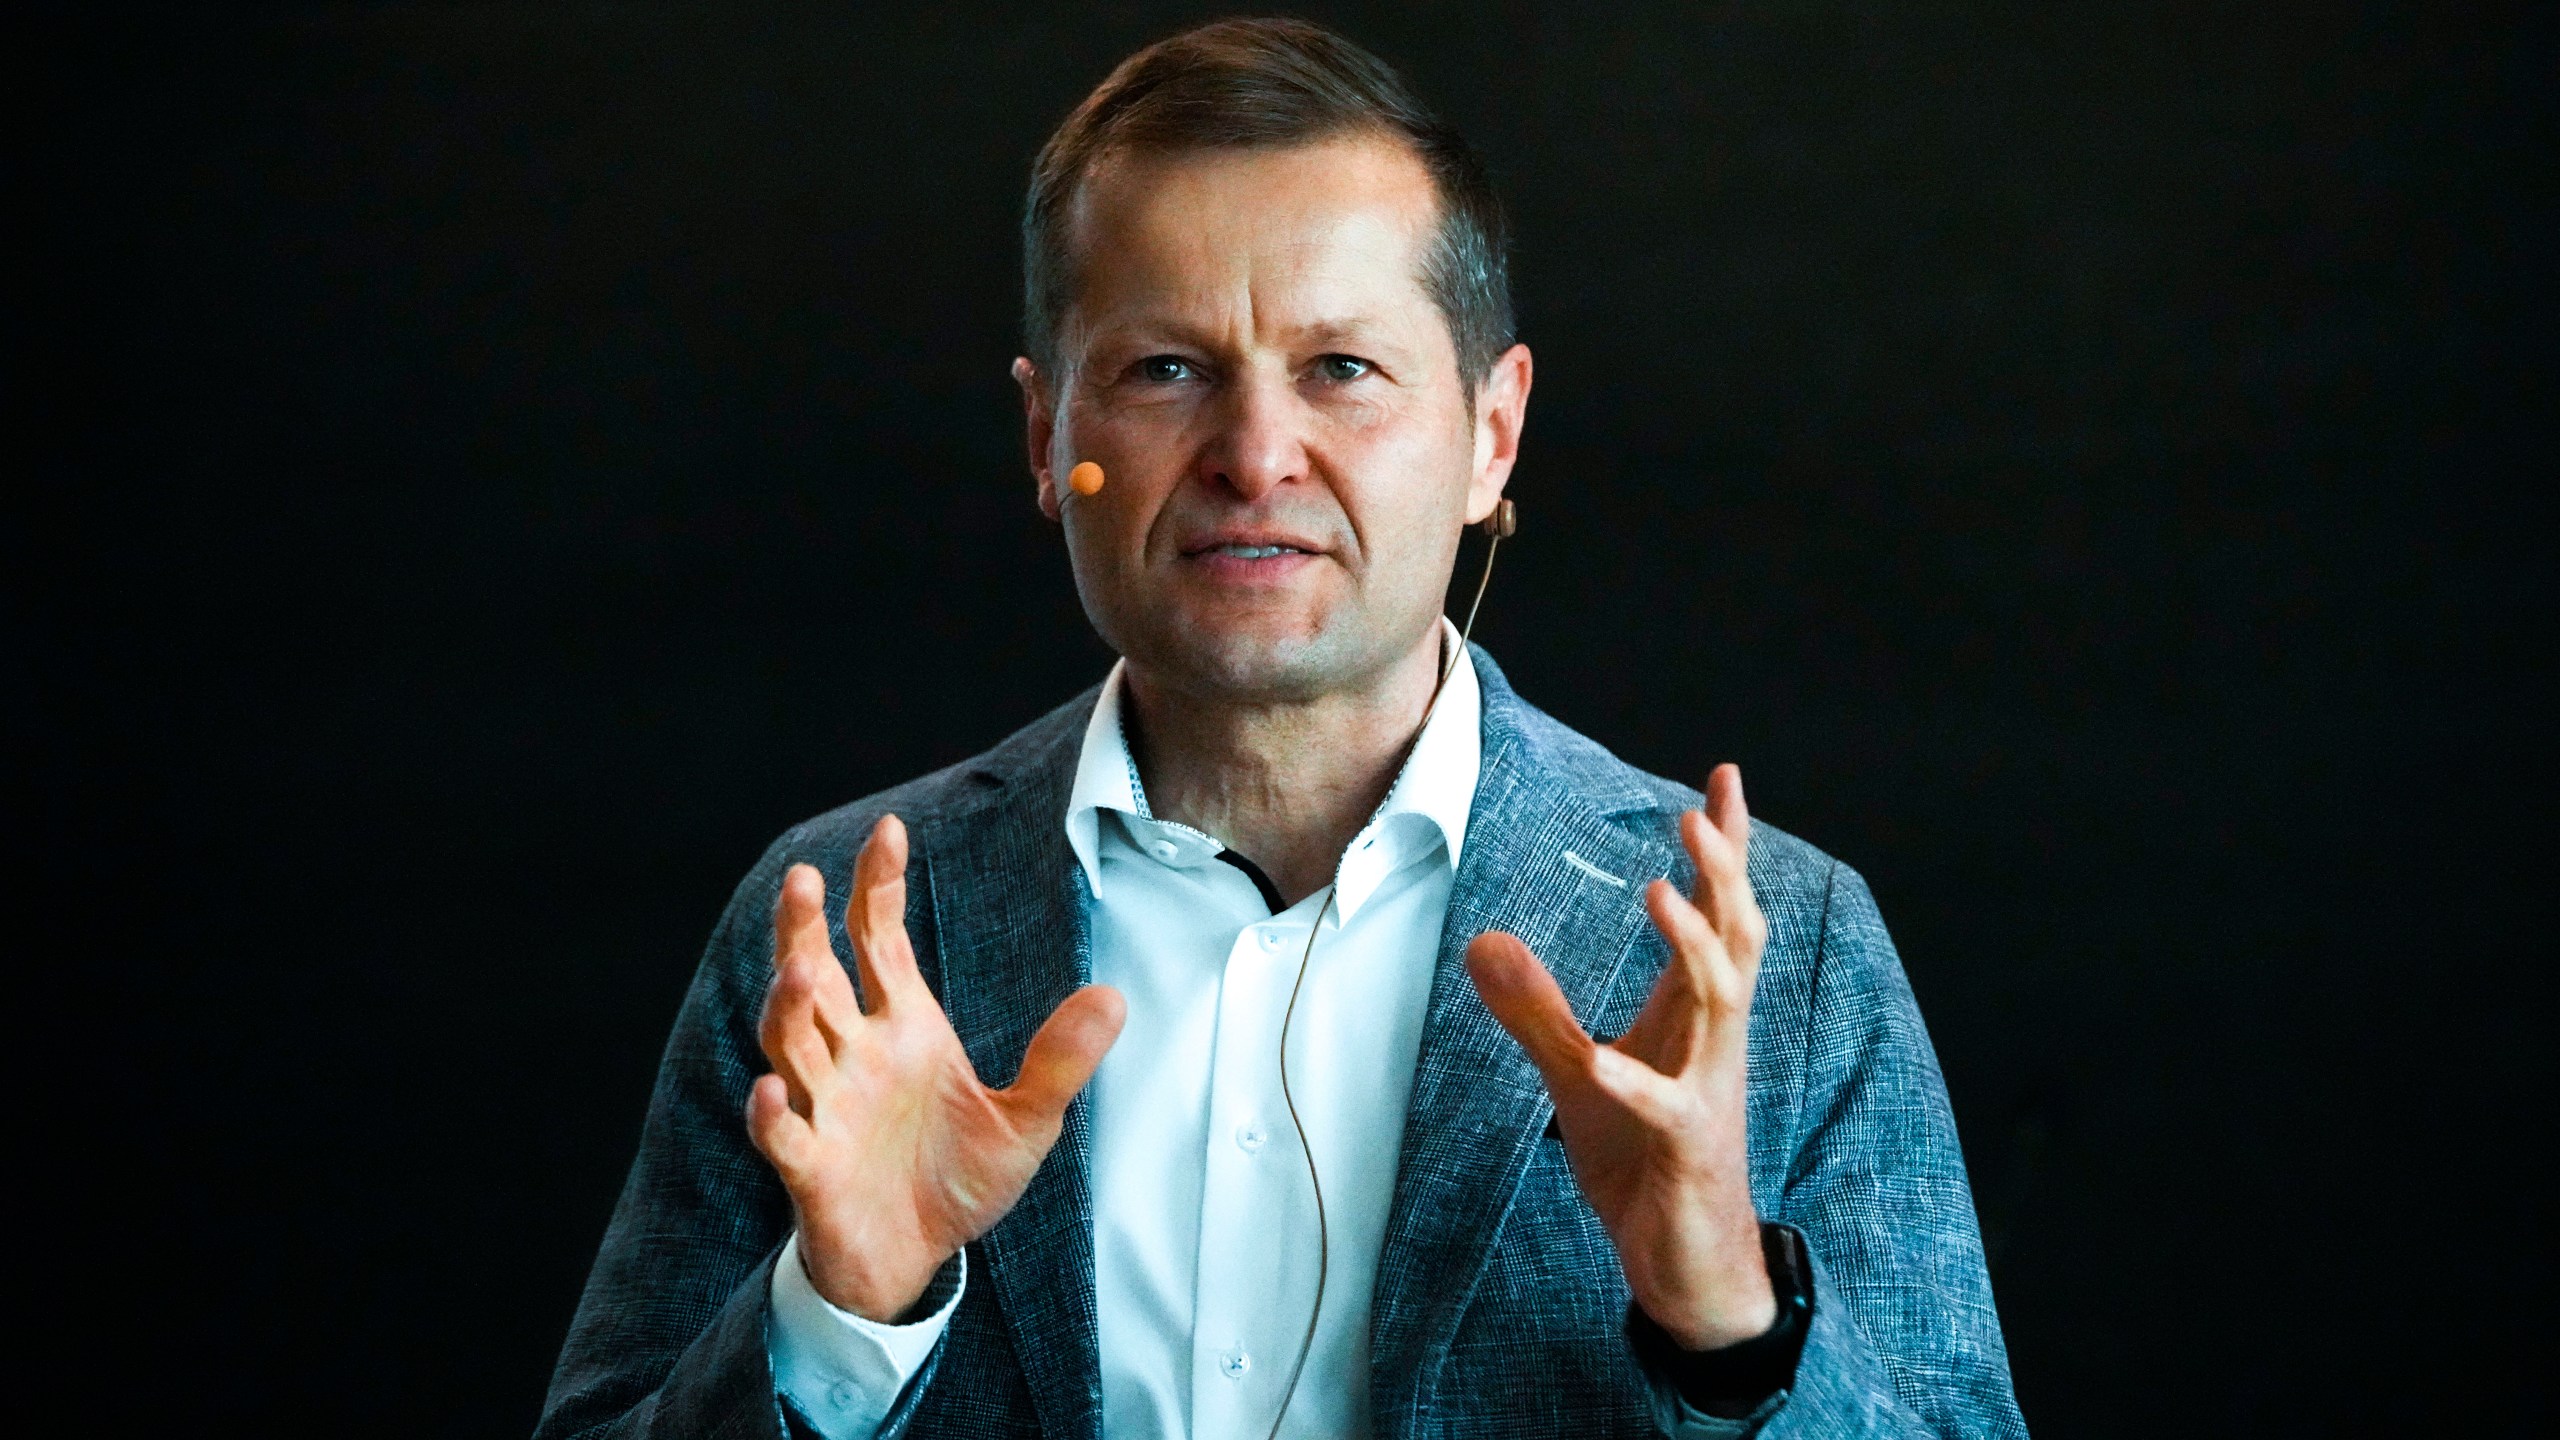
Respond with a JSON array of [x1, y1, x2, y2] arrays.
[[767, 1232, 965, 1440]]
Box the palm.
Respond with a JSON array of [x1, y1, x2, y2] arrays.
[[787, 991, 1031, 1274], [747, 815, 1125, 1320], [1554, 954, 1747, 1227]]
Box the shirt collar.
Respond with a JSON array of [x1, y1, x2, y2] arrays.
[[1063, 619, 1483, 922]]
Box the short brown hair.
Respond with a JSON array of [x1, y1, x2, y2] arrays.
[[1023, 17, 1515, 397]]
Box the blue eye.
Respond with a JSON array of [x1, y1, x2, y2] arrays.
[[1138, 355, 1196, 383], [1316, 355, 1373, 382]]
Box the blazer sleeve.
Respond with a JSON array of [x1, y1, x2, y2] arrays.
[[1744, 862, 2030, 1439]]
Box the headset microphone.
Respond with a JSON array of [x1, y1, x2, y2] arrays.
[[1068, 460, 1107, 496], [1445, 497, 1515, 683]]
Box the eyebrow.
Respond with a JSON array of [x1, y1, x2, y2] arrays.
[[1087, 315, 1396, 353], [1294, 320, 1386, 350]]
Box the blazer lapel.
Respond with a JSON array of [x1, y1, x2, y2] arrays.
[[1368, 685, 1684, 1424], [924, 724, 1104, 1440]]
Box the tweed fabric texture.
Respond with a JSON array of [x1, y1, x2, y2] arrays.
[[536, 649, 2026, 1439]]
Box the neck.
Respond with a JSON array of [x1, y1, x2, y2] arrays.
[[1122, 627, 1447, 907]]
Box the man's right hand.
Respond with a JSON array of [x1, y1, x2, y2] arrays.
[[747, 814, 1127, 1322]]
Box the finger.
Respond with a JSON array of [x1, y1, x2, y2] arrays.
[[1705, 766, 1769, 957], [1645, 875, 1744, 1010], [1610, 882, 1720, 1073], [746, 1072, 817, 1175], [848, 814, 927, 1013], [774, 862, 836, 971], [1464, 931, 1597, 1092], [761, 867, 840, 1108], [759, 953, 842, 1118], [1001, 983, 1128, 1129], [1705, 762, 1751, 853], [773, 863, 864, 1052], [1679, 809, 1765, 967]]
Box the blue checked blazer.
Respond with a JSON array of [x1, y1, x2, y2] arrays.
[[536, 649, 2027, 1439]]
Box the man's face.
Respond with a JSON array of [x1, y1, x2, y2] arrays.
[[1017, 133, 1530, 703]]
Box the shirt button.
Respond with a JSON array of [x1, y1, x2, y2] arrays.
[[826, 1381, 858, 1410], [1258, 929, 1283, 951], [1221, 1348, 1252, 1380], [1152, 840, 1180, 862], [1235, 1121, 1267, 1153]]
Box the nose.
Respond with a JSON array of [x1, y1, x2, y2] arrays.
[[1196, 370, 1308, 504]]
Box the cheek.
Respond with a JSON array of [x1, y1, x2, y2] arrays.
[[1059, 401, 1195, 535], [1067, 395, 1206, 484], [1324, 407, 1476, 535]]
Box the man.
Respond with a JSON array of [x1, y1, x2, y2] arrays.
[[539, 19, 2024, 1440]]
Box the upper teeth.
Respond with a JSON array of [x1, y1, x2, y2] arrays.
[[1217, 544, 1294, 558]]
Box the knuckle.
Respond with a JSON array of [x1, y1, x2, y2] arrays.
[[1666, 899, 1713, 950], [1710, 970, 1749, 1011], [771, 959, 811, 1002]]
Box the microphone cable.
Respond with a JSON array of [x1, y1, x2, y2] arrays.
[[1264, 499, 1514, 1439]]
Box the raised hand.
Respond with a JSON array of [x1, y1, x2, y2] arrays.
[[746, 814, 1127, 1321], [1465, 763, 1775, 1349]]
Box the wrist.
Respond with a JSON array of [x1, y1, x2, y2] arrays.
[[1646, 1266, 1776, 1351], [1629, 1204, 1777, 1350], [797, 1227, 946, 1324]]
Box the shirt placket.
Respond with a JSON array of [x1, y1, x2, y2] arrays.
[[1188, 899, 1325, 1436]]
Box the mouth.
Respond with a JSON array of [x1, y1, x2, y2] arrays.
[[1176, 531, 1327, 587], [1196, 542, 1312, 560], [1178, 525, 1328, 560]]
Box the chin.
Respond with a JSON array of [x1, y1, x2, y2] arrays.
[[1168, 630, 1348, 702], [1134, 614, 1387, 704]]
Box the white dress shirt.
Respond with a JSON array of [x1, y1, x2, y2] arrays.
[[768, 627, 1482, 1439]]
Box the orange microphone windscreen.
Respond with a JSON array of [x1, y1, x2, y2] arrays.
[[1068, 460, 1106, 496]]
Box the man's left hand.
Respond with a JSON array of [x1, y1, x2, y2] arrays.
[[1465, 762, 1775, 1350]]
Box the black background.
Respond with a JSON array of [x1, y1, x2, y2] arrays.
[[24, 3, 2549, 1435]]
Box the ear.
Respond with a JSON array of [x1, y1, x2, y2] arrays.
[[1463, 343, 1534, 526], [1014, 356, 1062, 522]]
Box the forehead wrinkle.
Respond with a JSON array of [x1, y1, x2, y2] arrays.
[[1061, 135, 1440, 355], [1227, 235, 1432, 355], [1086, 261, 1410, 358]]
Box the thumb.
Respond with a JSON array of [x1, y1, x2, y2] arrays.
[[1001, 983, 1127, 1129], [1465, 931, 1596, 1092]]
